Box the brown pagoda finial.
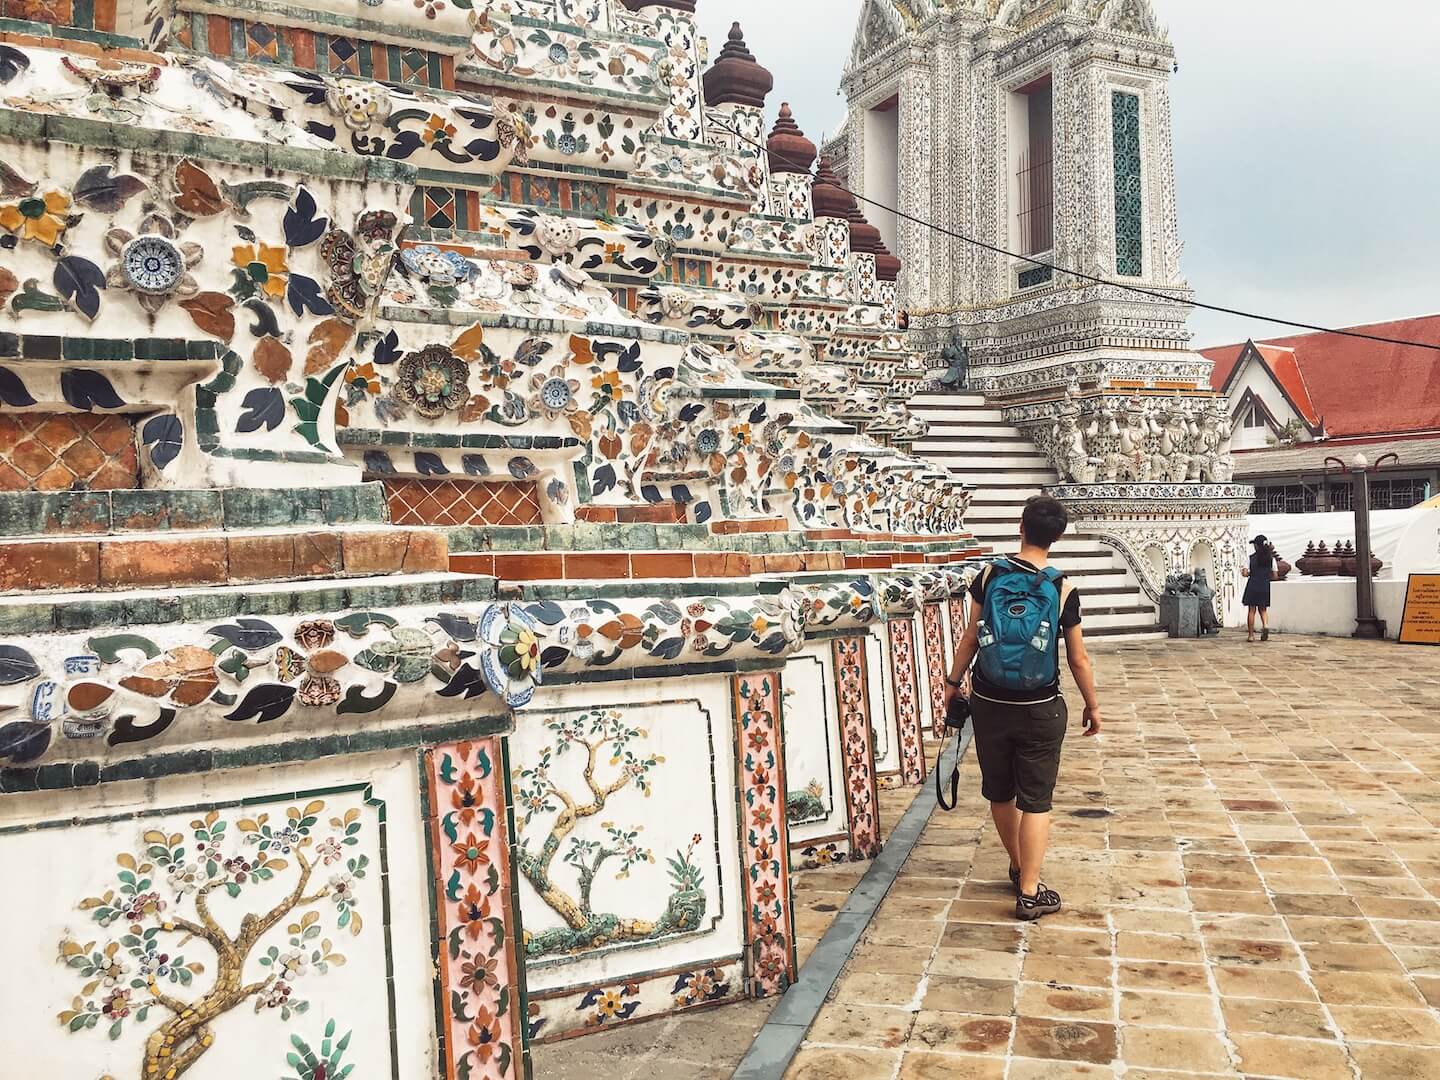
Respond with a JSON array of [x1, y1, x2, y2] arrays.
[[702, 22, 774, 109], [767, 103, 817, 175], [811, 156, 852, 220]]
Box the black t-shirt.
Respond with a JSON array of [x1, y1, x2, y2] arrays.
[[969, 557, 1082, 704]]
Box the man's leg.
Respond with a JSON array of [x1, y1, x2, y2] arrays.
[[1013, 700, 1067, 918], [991, 799, 1021, 872], [1018, 811, 1052, 896]]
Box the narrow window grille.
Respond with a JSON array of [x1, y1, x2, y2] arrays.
[[1112, 91, 1143, 277]]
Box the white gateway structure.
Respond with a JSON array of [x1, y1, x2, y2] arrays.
[[830, 0, 1253, 623]]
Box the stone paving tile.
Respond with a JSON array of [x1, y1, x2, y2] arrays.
[[541, 638, 1440, 1079], [783, 636, 1440, 1080]]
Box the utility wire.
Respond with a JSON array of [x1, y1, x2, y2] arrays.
[[716, 121, 1440, 354]]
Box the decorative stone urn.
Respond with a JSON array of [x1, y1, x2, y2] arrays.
[[1306, 541, 1343, 577]]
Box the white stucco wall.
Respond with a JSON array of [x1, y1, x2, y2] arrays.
[[863, 106, 900, 253]]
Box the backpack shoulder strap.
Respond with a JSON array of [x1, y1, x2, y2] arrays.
[[1037, 566, 1072, 624]]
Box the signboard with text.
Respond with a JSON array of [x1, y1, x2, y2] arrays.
[[1398, 574, 1440, 645]]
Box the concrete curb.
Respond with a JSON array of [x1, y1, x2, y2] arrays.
[[732, 730, 973, 1079]]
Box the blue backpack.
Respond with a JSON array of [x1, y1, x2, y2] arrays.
[[976, 560, 1068, 692]]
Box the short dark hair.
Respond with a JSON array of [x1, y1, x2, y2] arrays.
[[1021, 495, 1069, 549]]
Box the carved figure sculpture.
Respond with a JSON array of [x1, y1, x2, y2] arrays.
[[1194, 569, 1223, 634], [1053, 412, 1096, 484], [1160, 395, 1190, 458], [937, 331, 969, 390], [1118, 398, 1155, 481]]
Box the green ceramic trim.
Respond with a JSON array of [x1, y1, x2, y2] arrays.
[[504, 578, 790, 601], [0, 483, 390, 538], [456, 65, 667, 111], [0, 15, 141, 47], [536, 655, 779, 689], [204, 0, 471, 48], [0, 111, 417, 186], [377, 305, 688, 345], [0, 574, 498, 637], [0, 716, 512, 794]]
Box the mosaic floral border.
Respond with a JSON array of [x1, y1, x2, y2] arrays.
[[921, 603, 948, 741], [424, 738, 527, 1080], [947, 594, 967, 653], [732, 671, 798, 998], [832, 638, 880, 861], [886, 618, 925, 787]]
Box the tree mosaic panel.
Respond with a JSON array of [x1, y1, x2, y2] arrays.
[[508, 701, 725, 970], [777, 651, 836, 832], [781, 646, 855, 868], [1, 763, 430, 1079]]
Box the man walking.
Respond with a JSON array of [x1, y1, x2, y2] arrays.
[[943, 495, 1102, 921]]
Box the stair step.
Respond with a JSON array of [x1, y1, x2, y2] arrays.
[[910, 394, 991, 407], [925, 455, 1052, 469], [969, 489, 1060, 504], [1086, 627, 1168, 642], [908, 402, 1006, 416], [1084, 610, 1161, 631]]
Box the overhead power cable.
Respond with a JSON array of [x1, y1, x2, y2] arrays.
[[715, 121, 1440, 354]]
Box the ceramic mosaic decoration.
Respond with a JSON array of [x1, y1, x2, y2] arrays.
[[0, 1, 982, 1075]]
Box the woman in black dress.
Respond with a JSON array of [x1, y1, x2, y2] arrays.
[[1241, 535, 1274, 642]]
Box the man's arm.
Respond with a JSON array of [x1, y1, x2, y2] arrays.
[[942, 597, 984, 712], [1064, 624, 1102, 735]]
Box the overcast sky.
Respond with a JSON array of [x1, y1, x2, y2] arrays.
[[696, 1, 1440, 348]]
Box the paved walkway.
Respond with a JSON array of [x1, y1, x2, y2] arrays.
[[535, 636, 1440, 1079], [787, 636, 1440, 1080]]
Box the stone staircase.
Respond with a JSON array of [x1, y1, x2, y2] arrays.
[[909, 393, 1164, 640]]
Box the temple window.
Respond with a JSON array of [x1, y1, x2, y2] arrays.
[[1112, 90, 1144, 276], [863, 93, 901, 254], [1009, 75, 1054, 262]]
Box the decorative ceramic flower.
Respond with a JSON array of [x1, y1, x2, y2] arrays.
[[498, 261, 537, 289], [354, 626, 435, 683], [0, 190, 75, 248], [591, 368, 626, 402], [533, 215, 581, 257], [395, 345, 469, 419], [326, 78, 392, 131], [104, 213, 202, 313], [497, 623, 540, 680], [232, 241, 288, 299], [528, 362, 582, 421], [423, 114, 457, 146], [272, 619, 349, 707], [401, 245, 472, 287], [322, 210, 398, 318]]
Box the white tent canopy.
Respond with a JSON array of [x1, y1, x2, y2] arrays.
[[1247, 507, 1440, 580]]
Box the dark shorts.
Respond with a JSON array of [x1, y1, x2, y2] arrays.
[[971, 696, 1068, 813]]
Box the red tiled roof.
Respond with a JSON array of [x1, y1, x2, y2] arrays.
[[1200, 314, 1440, 439]]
